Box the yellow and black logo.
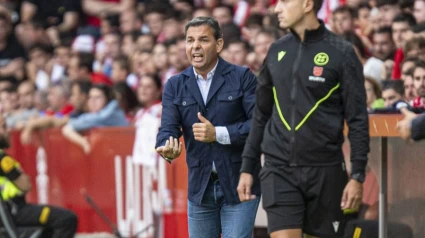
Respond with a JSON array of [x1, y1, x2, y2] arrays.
[[1, 156, 16, 173], [314, 52, 329, 66]]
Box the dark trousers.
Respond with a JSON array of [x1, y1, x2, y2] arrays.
[[12, 204, 77, 238]]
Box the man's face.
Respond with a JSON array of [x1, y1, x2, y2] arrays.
[[212, 7, 233, 26], [382, 88, 403, 107], [185, 25, 223, 76], [413, 67, 425, 97], [404, 76, 417, 101], [373, 32, 395, 60], [67, 56, 81, 81], [122, 35, 135, 57], [254, 33, 274, 64], [145, 12, 164, 36], [18, 83, 35, 109], [414, 0, 425, 24], [104, 34, 121, 58], [392, 22, 410, 49], [70, 84, 88, 111], [228, 42, 248, 66], [401, 61, 415, 80], [356, 8, 370, 30], [379, 4, 401, 26], [333, 11, 354, 35], [274, 0, 305, 29], [136, 35, 155, 52], [55, 46, 71, 67], [120, 10, 137, 34], [0, 114, 10, 149], [47, 86, 66, 112]]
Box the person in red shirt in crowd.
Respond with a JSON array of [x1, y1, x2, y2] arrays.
[[411, 60, 425, 108], [67, 52, 112, 86], [391, 13, 416, 79]]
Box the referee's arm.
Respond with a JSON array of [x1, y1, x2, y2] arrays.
[[341, 47, 370, 177], [240, 59, 274, 174]]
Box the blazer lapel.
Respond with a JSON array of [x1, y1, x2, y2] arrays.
[[184, 67, 206, 110], [206, 59, 227, 105]]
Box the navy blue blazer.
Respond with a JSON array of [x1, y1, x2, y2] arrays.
[[156, 58, 261, 205]]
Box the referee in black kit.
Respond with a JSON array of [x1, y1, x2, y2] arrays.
[[236, 0, 370, 237]]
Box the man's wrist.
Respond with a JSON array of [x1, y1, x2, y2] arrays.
[[350, 173, 365, 183]]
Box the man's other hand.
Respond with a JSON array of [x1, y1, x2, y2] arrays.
[[156, 136, 182, 160]]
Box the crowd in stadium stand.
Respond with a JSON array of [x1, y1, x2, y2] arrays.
[[0, 0, 423, 151]]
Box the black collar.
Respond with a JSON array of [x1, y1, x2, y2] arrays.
[[290, 20, 327, 43]]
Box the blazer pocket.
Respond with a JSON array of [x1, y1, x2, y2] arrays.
[[217, 90, 243, 102], [173, 97, 197, 107]]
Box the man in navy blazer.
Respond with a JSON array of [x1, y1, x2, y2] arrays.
[[155, 17, 260, 238]]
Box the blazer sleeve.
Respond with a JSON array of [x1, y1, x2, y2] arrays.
[[411, 114, 425, 141], [225, 68, 257, 147], [155, 77, 183, 148]]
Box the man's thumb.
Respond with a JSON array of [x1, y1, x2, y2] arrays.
[[198, 112, 208, 123], [400, 107, 414, 117]]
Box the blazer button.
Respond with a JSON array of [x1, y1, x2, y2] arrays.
[[182, 101, 187, 106], [228, 96, 233, 100]]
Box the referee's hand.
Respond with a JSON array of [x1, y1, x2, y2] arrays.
[[237, 173, 257, 202], [341, 179, 363, 210]]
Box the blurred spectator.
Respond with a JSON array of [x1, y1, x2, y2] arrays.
[[222, 23, 242, 48], [122, 31, 140, 57], [193, 8, 212, 18], [132, 49, 157, 79], [401, 56, 418, 79], [354, 3, 373, 46], [399, 0, 415, 13], [332, 5, 355, 35], [392, 13, 416, 49], [111, 55, 128, 81], [0, 86, 19, 117], [68, 52, 112, 85], [20, 0, 80, 46], [212, 4, 233, 26], [365, 76, 385, 111], [144, 4, 166, 40], [372, 27, 396, 61], [120, 9, 142, 34], [377, 0, 402, 26], [248, 28, 278, 73], [404, 36, 425, 59], [43, 83, 74, 117], [411, 59, 425, 107], [49, 40, 72, 84], [381, 80, 408, 108], [152, 43, 170, 81], [136, 33, 155, 52], [137, 74, 162, 109], [81, 0, 135, 37], [112, 82, 139, 121], [0, 76, 18, 92], [0, 13, 25, 81], [26, 44, 52, 90], [163, 37, 190, 84], [19, 20, 50, 49], [5, 81, 38, 129], [96, 32, 121, 77], [403, 67, 417, 100], [62, 84, 128, 153], [20, 81, 91, 144], [162, 13, 185, 42], [342, 31, 368, 65], [413, 0, 425, 24], [242, 13, 263, 45], [33, 89, 48, 112], [222, 0, 250, 27], [227, 40, 249, 66]]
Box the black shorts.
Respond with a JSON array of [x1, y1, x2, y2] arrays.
[[260, 162, 348, 237]]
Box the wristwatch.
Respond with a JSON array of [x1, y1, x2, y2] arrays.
[[351, 173, 365, 183]]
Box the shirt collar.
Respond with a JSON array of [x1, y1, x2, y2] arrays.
[[193, 59, 219, 80]]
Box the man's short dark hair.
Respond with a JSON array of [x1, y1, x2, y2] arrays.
[[113, 55, 131, 72], [245, 13, 264, 28], [354, 3, 371, 18], [374, 26, 393, 36], [185, 17, 222, 40], [72, 80, 92, 95], [382, 80, 405, 96], [76, 53, 94, 73], [393, 13, 416, 26], [376, 0, 398, 7], [333, 5, 355, 18], [228, 39, 250, 51], [414, 59, 425, 71], [313, 0, 324, 14], [399, 0, 414, 10]]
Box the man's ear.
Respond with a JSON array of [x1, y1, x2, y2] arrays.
[[216, 38, 224, 53], [304, 0, 315, 14]]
